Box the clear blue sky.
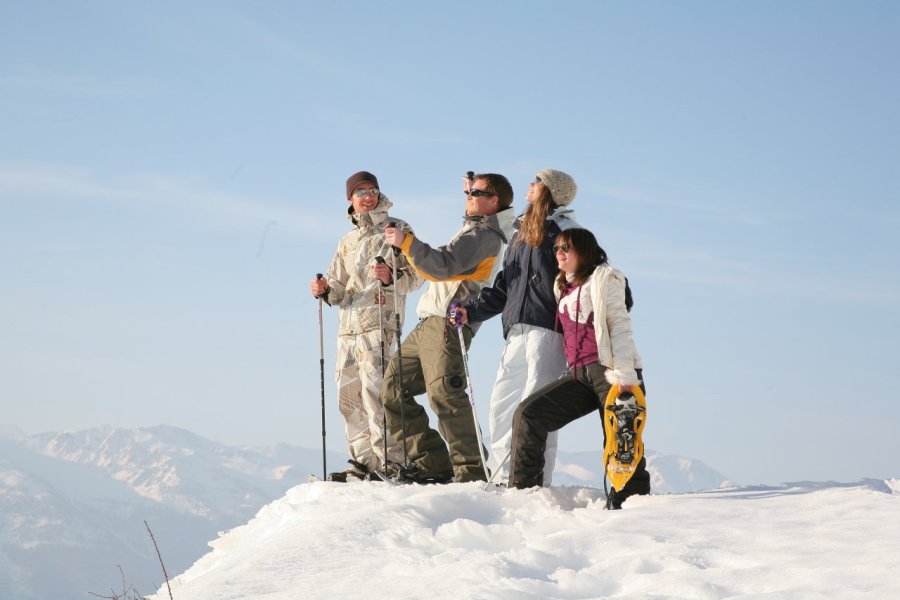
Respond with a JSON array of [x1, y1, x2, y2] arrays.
[[2, 1, 898, 485]]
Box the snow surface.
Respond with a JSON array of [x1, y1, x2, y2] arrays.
[[152, 478, 900, 599], [3, 425, 891, 599], [2, 424, 727, 598]]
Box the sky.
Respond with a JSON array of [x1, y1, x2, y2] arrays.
[[1, 1, 898, 486], [149, 480, 900, 599]]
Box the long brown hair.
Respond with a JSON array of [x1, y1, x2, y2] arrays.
[[518, 186, 557, 248], [554, 229, 608, 293]]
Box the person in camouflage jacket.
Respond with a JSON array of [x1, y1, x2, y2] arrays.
[[310, 171, 422, 481]]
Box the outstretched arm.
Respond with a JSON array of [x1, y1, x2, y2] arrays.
[[389, 226, 503, 283], [464, 269, 508, 324]]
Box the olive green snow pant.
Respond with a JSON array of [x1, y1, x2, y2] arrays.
[[381, 316, 488, 482]]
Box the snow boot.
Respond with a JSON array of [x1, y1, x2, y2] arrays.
[[395, 462, 454, 485], [606, 489, 624, 510], [327, 460, 370, 482]]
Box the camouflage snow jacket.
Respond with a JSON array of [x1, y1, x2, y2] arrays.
[[322, 196, 423, 336]]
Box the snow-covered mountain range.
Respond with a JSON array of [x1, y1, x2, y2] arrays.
[[0, 424, 731, 599]]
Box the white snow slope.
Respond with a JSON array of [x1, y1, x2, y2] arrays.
[[153, 478, 900, 600], [0, 425, 733, 599]]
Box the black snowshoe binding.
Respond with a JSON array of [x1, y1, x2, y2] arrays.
[[384, 461, 453, 485], [327, 459, 380, 482], [605, 393, 643, 465]]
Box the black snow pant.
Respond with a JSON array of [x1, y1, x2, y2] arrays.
[[508, 361, 650, 501]]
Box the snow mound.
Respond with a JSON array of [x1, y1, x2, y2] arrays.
[[153, 479, 900, 599]]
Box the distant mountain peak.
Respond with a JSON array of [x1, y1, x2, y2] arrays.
[[0, 424, 26, 440]]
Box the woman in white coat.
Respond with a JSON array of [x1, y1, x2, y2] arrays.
[[507, 228, 650, 508]]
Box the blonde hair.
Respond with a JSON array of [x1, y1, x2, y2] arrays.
[[518, 187, 557, 248]]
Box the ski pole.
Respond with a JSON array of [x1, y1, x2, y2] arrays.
[[463, 170, 475, 193], [450, 303, 491, 481], [483, 448, 511, 490], [388, 223, 409, 467], [315, 273, 327, 480], [374, 256, 389, 475]]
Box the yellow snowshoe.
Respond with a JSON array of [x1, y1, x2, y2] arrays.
[[602, 384, 647, 493]]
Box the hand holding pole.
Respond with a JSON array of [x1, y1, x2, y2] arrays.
[[384, 221, 402, 256], [373, 256, 391, 286]]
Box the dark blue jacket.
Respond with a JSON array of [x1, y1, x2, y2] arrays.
[[464, 207, 581, 339]]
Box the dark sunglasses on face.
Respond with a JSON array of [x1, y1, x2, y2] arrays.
[[353, 188, 380, 199], [534, 176, 543, 184], [553, 244, 571, 253], [465, 189, 494, 198]]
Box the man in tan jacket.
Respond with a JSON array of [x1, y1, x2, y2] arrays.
[[381, 173, 516, 483]]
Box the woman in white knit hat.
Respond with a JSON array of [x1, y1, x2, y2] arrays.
[[453, 169, 581, 484]]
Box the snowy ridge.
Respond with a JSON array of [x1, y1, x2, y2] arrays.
[[0, 425, 344, 599], [20, 424, 326, 519], [554, 449, 732, 493], [151, 479, 900, 599], [0, 438, 206, 600], [888, 478, 900, 495]]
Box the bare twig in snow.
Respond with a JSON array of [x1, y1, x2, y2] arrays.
[[145, 520, 173, 600], [88, 564, 144, 599]]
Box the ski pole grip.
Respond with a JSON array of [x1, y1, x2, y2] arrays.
[[373, 256, 388, 287], [463, 171, 475, 194], [315, 273, 326, 299], [388, 222, 401, 255], [450, 302, 463, 330]]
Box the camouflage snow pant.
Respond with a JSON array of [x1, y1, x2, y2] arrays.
[[336, 329, 405, 472]]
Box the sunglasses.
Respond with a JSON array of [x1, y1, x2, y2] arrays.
[[465, 189, 495, 198], [553, 244, 571, 253], [353, 188, 380, 199], [534, 176, 543, 184]]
